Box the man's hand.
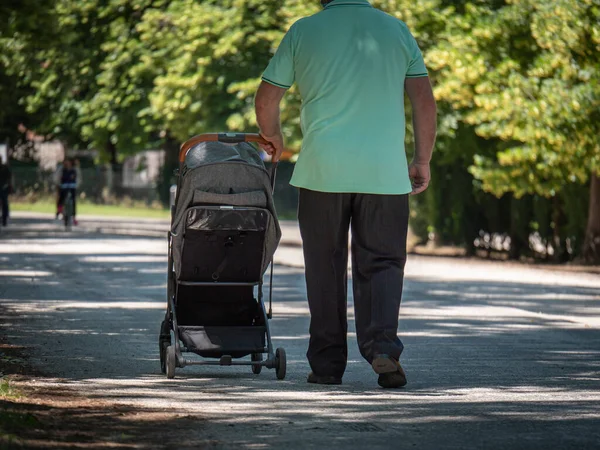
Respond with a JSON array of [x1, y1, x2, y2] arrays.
[[259, 132, 285, 162], [408, 161, 430, 195]]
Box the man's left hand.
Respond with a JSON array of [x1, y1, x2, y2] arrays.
[[408, 161, 430, 195]]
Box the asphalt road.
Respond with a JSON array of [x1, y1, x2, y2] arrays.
[[1, 215, 600, 449]]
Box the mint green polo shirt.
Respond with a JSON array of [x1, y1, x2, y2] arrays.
[[261, 0, 428, 194]]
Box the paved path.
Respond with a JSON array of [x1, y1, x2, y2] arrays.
[[1, 216, 600, 449]]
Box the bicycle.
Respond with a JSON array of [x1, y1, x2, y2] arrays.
[[60, 182, 76, 231], [63, 190, 74, 230]]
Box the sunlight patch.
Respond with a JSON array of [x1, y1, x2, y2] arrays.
[[0, 270, 53, 277]]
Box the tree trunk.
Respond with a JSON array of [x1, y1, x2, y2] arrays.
[[551, 195, 569, 262], [107, 139, 118, 167], [583, 172, 600, 264], [157, 133, 180, 207], [508, 195, 531, 260], [105, 139, 119, 198]]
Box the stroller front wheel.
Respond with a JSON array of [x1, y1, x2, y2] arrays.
[[166, 345, 177, 379], [275, 348, 286, 380]]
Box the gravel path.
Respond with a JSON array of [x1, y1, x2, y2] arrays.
[[1, 216, 599, 449]]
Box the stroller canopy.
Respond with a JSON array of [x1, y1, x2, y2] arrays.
[[171, 141, 281, 276], [184, 140, 266, 170]]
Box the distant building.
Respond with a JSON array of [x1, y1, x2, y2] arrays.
[[34, 140, 164, 189], [122, 150, 165, 188], [37, 141, 66, 171]]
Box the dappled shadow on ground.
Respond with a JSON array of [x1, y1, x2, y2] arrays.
[[1, 381, 226, 450], [1, 216, 600, 449]]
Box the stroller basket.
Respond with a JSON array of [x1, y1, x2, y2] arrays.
[[179, 326, 266, 357]]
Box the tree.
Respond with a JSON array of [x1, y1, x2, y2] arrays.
[[428, 0, 600, 262], [19, 0, 170, 162], [0, 0, 57, 147]]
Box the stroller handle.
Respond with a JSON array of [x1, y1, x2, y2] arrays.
[[179, 133, 268, 162]]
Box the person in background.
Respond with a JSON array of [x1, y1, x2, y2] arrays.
[[54, 157, 83, 221], [56, 158, 79, 225], [0, 157, 13, 227], [255, 0, 437, 388], [53, 161, 63, 219]]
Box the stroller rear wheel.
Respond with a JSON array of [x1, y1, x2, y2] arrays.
[[275, 348, 286, 380], [159, 340, 170, 374], [166, 345, 177, 379], [251, 353, 262, 375], [159, 320, 171, 374]]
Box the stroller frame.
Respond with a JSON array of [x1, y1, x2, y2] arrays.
[[159, 132, 286, 379]]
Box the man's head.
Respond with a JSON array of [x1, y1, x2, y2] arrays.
[[63, 159, 73, 170]]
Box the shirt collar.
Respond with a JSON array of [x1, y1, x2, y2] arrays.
[[324, 0, 372, 9]]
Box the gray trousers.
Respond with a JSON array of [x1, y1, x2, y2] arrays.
[[298, 188, 409, 378]]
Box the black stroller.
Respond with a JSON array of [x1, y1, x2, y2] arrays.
[[159, 132, 286, 379]]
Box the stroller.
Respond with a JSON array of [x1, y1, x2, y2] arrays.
[[159, 132, 286, 379]]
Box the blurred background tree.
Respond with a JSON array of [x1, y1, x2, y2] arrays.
[[0, 0, 57, 148], [428, 0, 600, 262], [0, 0, 598, 263]]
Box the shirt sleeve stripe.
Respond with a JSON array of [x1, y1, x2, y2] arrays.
[[261, 77, 292, 89], [406, 73, 429, 78]]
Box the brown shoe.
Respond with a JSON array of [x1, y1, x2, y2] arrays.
[[372, 354, 407, 388], [307, 372, 342, 385]]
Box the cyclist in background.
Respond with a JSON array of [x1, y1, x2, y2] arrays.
[[0, 157, 12, 227], [57, 158, 78, 225]]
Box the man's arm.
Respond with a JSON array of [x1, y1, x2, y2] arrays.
[[405, 77, 437, 194], [255, 81, 288, 162]]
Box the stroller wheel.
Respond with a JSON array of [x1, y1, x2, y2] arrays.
[[159, 340, 169, 374], [159, 320, 171, 374], [251, 353, 262, 375], [275, 348, 286, 380], [166, 345, 177, 379]]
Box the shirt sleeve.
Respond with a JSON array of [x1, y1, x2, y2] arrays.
[[261, 26, 295, 89], [405, 33, 428, 78]]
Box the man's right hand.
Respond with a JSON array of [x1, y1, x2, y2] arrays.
[[408, 161, 430, 195], [259, 132, 285, 162]]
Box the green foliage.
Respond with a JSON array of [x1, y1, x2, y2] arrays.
[[23, 0, 165, 156], [429, 0, 600, 198], [0, 377, 20, 399], [0, 0, 57, 144]]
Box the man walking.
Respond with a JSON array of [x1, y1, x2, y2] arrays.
[[0, 157, 12, 227], [255, 0, 436, 388]]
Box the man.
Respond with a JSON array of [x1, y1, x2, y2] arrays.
[[255, 0, 437, 388], [0, 157, 12, 227]]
